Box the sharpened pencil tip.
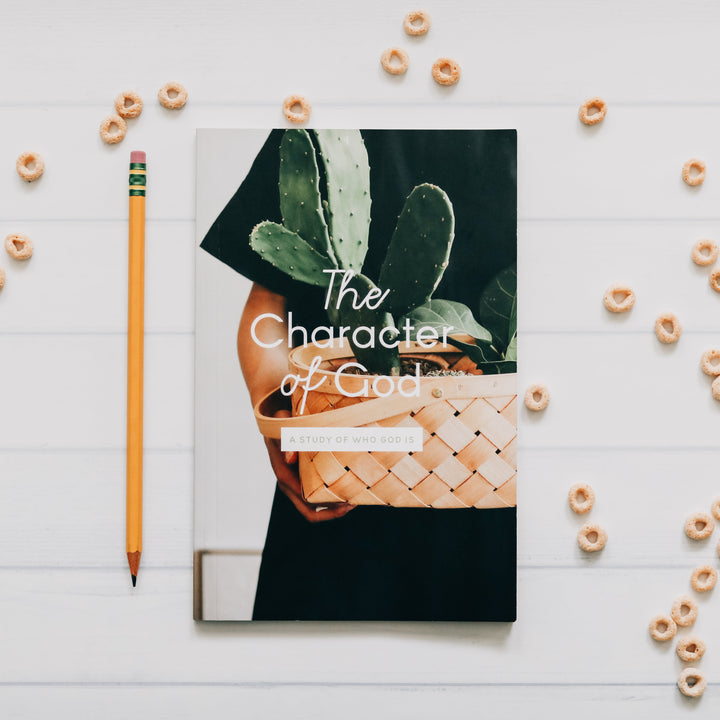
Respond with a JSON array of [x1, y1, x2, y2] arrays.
[[131, 574, 137, 587]]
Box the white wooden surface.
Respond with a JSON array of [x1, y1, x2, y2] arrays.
[[1, 0, 719, 716]]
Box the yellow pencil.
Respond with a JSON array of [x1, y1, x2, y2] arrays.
[[127, 150, 146, 587]]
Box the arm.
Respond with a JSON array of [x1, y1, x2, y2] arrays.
[[238, 282, 353, 523]]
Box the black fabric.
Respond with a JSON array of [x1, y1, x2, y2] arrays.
[[200, 129, 517, 621], [252, 485, 516, 621]]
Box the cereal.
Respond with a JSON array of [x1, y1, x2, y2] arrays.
[[158, 81, 187, 110], [682, 158, 705, 187], [710, 268, 720, 293], [99, 114, 127, 145], [431, 58, 461, 86], [381, 47, 409, 75], [713, 377, 720, 402], [712, 496, 720, 521], [685, 511, 715, 540], [701, 349, 720, 376], [524, 383, 550, 411], [577, 522, 607, 553], [0, 266, 5, 290], [691, 238, 718, 266], [671, 595, 698, 627], [578, 97, 607, 126], [654, 312, 682, 344], [690, 564, 717, 593], [282, 94, 312, 124], [603, 283, 635, 313], [16, 151, 44, 182], [114, 90, 143, 119], [568, 483, 595, 514], [648, 613, 677, 642], [676, 636, 706, 663], [5, 233, 33, 260], [677, 668, 706, 698], [403, 10, 431, 36]]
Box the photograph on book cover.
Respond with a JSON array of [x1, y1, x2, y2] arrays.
[[194, 128, 517, 621]]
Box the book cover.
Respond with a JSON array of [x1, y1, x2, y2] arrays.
[[194, 128, 517, 621]]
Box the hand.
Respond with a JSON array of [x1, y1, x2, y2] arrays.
[[265, 410, 354, 523]]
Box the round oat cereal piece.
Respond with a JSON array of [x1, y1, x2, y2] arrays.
[[677, 636, 706, 663], [671, 595, 698, 628], [431, 57, 461, 86], [16, 151, 44, 182], [712, 376, 720, 402], [682, 158, 706, 187], [5, 233, 33, 261], [710, 268, 720, 293], [158, 81, 187, 110], [0, 266, 5, 290], [578, 97, 607, 126], [712, 496, 720, 521], [380, 47, 409, 75], [524, 383, 550, 412], [649, 613, 677, 642], [114, 90, 143, 119], [99, 114, 127, 145], [691, 564, 717, 593], [678, 668, 706, 698], [603, 283, 635, 313], [701, 349, 720, 376], [577, 522, 607, 553], [654, 312, 682, 344], [691, 238, 719, 266], [282, 94, 311, 124], [403, 10, 431, 36], [685, 511, 715, 540], [568, 483, 595, 515]]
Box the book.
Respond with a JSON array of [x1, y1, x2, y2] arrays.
[[194, 128, 517, 621]]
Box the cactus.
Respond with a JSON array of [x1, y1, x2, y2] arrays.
[[249, 221, 336, 287], [279, 130, 335, 263], [247, 129, 500, 377], [378, 184, 455, 318], [314, 130, 371, 272]]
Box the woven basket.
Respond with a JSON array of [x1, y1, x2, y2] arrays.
[[254, 337, 517, 509]]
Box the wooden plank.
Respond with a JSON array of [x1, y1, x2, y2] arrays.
[[1, 0, 720, 106], [0, 567, 716, 684], [0, 335, 193, 450], [519, 220, 720, 333], [1, 683, 718, 720], [2, 104, 720, 222], [0, 221, 194, 333]]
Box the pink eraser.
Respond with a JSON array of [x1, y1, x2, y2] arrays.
[[130, 151, 146, 163]]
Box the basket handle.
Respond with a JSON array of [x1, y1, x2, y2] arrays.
[[253, 375, 512, 440]]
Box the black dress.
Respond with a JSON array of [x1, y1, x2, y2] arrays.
[[201, 129, 517, 621]]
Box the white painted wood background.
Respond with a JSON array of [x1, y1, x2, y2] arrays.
[[1, 0, 719, 716]]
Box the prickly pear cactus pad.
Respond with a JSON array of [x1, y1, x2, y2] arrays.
[[378, 183, 455, 318], [249, 221, 336, 287], [279, 130, 334, 262], [313, 130, 371, 273]]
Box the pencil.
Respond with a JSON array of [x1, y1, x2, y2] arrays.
[[127, 150, 146, 587]]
